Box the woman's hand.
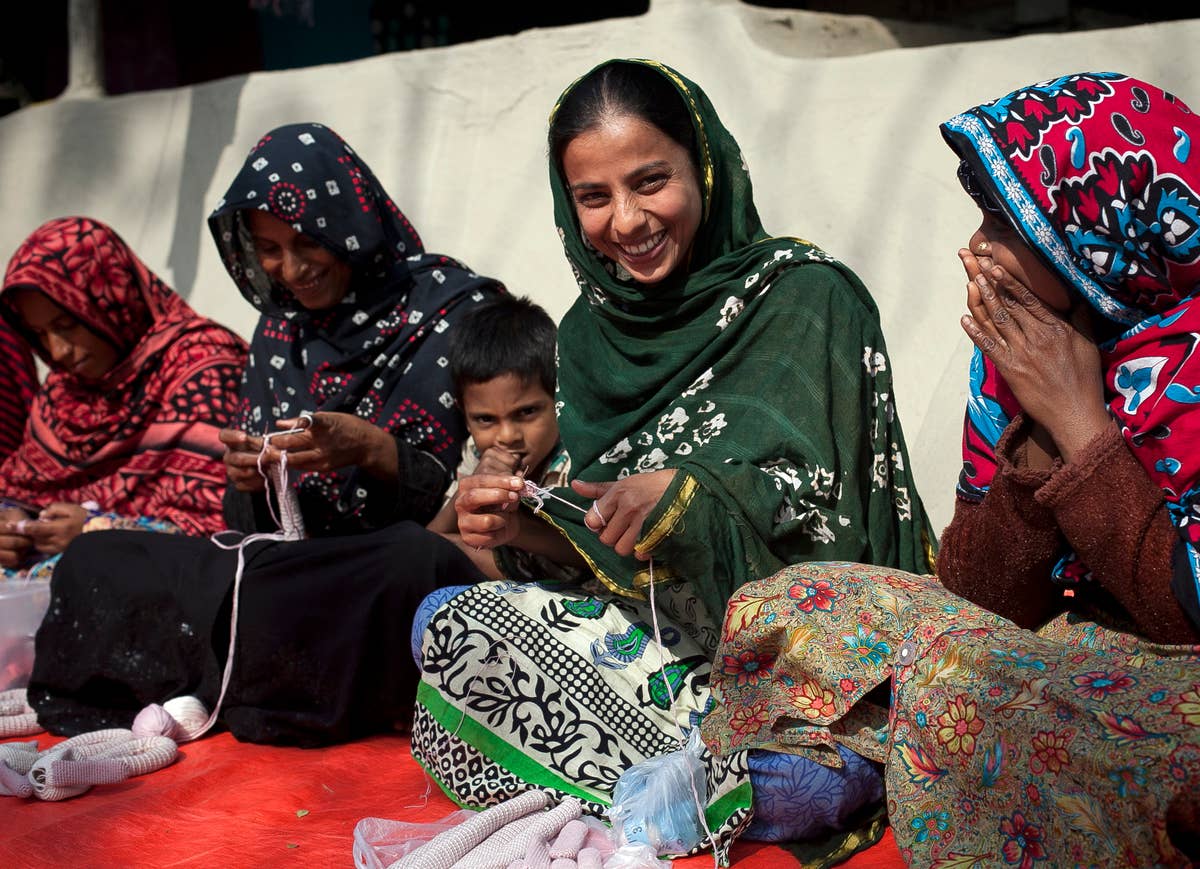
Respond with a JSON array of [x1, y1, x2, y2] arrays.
[[25, 503, 88, 555], [220, 428, 268, 492], [0, 506, 33, 568], [959, 252, 1110, 462], [454, 473, 524, 549], [573, 470, 677, 559], [269, 412, 398, 480]]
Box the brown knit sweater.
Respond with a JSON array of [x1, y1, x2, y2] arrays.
[[937, 414, 1200, 646]]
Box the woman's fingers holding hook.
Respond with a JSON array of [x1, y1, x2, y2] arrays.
[[574, 480, 632, 548], [219, 427, 263, 454], [572, 471, 676, 557], [587, 501, 607, 530], [266, 412, 318, 452], [574, 480, 613, 532]]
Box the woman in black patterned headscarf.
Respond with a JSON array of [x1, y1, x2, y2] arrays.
[[211, 122, 504, 536]]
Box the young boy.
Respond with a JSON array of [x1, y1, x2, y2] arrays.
[[427, 295, 572, 580]]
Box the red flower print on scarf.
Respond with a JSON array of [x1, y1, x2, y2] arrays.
[[720, 649, 774, 688], [788, 681, 838, 721], [999, 811, 1048, 868], [1070, 670, 1136, 701], [787, 576, 840, 613]]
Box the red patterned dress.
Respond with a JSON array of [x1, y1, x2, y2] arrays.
[[0, 216, 247, 576]]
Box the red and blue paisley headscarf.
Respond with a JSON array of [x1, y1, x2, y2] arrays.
[[942, 73, 1200, 616], [208, 123, 503, 532]]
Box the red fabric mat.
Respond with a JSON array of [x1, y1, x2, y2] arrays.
[[0, 731, 902, 868]]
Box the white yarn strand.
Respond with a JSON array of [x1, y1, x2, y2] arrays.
[[0, 412, 334, 801], [192, 413, 313, 741], [519, 479, 589, 517]]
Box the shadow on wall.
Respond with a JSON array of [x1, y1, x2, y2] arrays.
[[38, 101, 137, 244], [166, 75, 247, 301]]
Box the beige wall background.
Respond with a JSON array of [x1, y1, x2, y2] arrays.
[[2, 0, 1198, 532]]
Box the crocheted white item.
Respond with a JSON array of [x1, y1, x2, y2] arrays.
[[390, 790, 551, 869], [0, 688, 39, 738], [0, 728, 178, 801], [152, 411, 316, 744]]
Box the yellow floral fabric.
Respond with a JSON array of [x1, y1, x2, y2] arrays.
[[702, 562, 1200, 867]]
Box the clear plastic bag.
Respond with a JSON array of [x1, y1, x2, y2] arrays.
[[352, 809, 475, 869], [603, 842, 668, 868], [606, 728, 708, 857]]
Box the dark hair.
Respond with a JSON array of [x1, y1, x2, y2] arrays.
[[449, 295, 557, 399], [955, 160, 1007, 220], [549, 61, 698, 175]]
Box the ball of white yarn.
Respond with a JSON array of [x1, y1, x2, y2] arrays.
[[162, 696, 210, 742], [131, 703, 179, 740]]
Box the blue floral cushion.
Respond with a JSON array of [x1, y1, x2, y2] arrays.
[[742, 745, 884, 842]]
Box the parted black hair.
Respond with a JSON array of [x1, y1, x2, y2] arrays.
[[548, 60, 698, 176], [449, 294, 557, 399]]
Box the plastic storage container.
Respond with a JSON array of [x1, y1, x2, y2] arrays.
[[0, 581, 50, 690]]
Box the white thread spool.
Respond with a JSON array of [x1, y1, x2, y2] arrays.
[[131, 703, 180, 740], [161, 696, 211, 742]]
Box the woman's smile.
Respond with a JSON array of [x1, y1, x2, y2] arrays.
[[246, 210, 352, 310], [617, 229, 668, 261], [288, 268, 332, 299]]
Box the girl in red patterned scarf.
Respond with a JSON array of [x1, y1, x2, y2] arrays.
[[0, 217, 247, 577]]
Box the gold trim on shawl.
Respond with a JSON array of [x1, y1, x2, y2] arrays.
[[922, 528, 938, 574], [635, 473, 699, 556], [632, 562, 682, 589], [529, 509, 649, 601]]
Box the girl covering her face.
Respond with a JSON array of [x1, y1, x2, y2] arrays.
[[705, 73, 1200, 869], [944, 73, 1200, 630]]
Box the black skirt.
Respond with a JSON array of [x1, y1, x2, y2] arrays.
[[28, 521, 485, 747]]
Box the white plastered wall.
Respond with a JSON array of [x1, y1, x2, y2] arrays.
[[1, 0, 1197, 531]]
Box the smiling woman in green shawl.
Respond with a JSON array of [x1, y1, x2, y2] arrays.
[[412, 58, 932, 857]]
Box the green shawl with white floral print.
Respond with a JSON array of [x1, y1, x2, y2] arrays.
[[536, 59, 934, 622]]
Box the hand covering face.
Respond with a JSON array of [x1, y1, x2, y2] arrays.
[[943, 73, 1200, 621]]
